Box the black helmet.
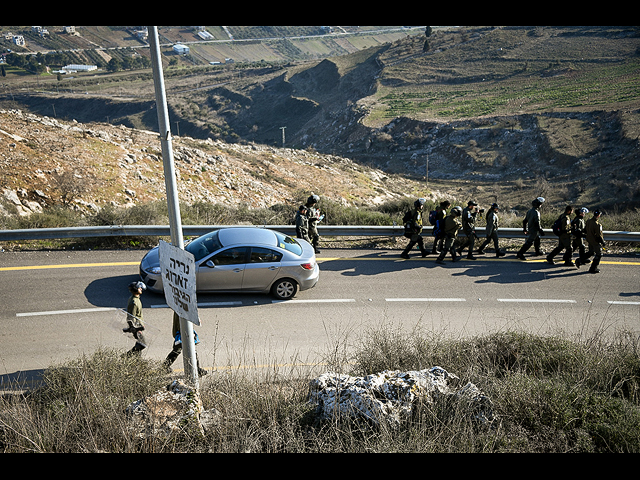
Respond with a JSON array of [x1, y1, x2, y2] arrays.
[[128, 281, 146, 292], [452, 206, 462, 216], [414, 198, 426, 209], [532, 196, 545, 207]]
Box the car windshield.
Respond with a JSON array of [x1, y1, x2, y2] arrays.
[[186, 231, 223, 261], [274, 231, 303, 256]]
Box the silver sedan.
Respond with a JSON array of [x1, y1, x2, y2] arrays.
[[139, 227, 319, 300]]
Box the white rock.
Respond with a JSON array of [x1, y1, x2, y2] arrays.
[[309, 366, 495, 427]]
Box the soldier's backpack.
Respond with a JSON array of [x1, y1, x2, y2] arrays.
[[552, 216, 563, 236], [402, 209, 413, 225], [428, 210, 438, 225], [403, 209, 415, 237], [432, 219, 443, 237]]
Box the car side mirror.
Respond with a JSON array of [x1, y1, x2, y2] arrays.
[[205, 260, 215, 268]]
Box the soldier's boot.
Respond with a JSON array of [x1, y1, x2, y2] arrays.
[[163, 350, 180, 372], [517, 242, 531, 260]]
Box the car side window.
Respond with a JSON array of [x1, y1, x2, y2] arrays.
[[249, 247, 282, 263], [212, 247, 248, 266]]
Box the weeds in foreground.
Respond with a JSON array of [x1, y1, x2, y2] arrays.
[[2, 329, 639, 452]]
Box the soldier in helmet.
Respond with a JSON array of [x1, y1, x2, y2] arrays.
[[305, 194, 324, 253], [431, 200, 451, 254], [517, 197, 546, 260], [577, 209, 605, 273], [436, 206, 462, 264], [547, 205, 575, 266], [457, 200, 482, 260], [571, 207, 589, 265], [401, 198, 428, 259], [123, 281, 147, 356], [295, 205, 311, 244], [477, 203, 506, 257]]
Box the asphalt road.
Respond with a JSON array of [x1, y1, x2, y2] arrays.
[[1, 247, 639, 388]]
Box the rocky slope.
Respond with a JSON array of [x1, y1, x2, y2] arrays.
[[0, 109, 431, 220]]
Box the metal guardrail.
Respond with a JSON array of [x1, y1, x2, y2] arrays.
[[1, 225, 639, 242]]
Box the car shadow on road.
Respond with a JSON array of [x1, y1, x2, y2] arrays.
[[1, 369, 45, 393], [84, 274, 143, 308]]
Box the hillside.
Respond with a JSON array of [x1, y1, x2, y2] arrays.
[[0, 109, 431, 221], [2, 26, 640, 219]]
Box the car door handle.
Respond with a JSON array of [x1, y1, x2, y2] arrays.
[[268, 266, 278, 270], [233, 268, 243, 273]]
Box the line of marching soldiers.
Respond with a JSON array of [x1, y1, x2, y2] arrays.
[[401, 196, 606, 274]]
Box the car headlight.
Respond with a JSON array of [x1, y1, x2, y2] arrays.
[[147, 266, 162, 275]]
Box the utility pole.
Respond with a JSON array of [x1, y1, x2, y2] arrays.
[[148, 26, 199, 388], [280, 126, 286, 146], [426, 155, 429, 188]]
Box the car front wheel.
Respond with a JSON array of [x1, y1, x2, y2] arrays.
[[271, 278, 298, 300]]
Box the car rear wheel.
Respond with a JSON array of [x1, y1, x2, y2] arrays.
[[271, 278, 298, 300]]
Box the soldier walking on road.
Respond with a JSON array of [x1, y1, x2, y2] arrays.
[[305, 194, 324, 253], [123, 281, 147, 356], [295, 205, 311, 244], [163, 312, 208, 377], [517, 197, 546, 259], [401, 198, 428, 259], [436, 206, 462, 264], [431, 200, 451, 254], [571, 207, 589, 265], [457, 200, 482, 260], [477, 203, 506, 257], [577, 209, 605, 273], [547, 205, 575, 266]]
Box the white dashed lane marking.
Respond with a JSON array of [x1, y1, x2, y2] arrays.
[[16, 298, 640, 316]]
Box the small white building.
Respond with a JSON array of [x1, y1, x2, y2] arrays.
[[173, 44, 189, 55], [62, 64, 97, 73]]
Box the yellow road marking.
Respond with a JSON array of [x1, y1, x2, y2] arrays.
[[0, 262, 139, 272], [1, 257, 639, 272]]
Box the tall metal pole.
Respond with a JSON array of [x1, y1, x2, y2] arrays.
[[148, 26, 199, 388]]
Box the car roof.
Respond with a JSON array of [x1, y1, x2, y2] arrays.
[[218, 227, 277, 247]]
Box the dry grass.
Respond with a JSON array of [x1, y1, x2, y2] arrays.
[[2, 325, 639, 452]]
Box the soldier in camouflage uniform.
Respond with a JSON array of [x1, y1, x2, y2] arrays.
[[577, 209, 605, 273], [123, 281, 147, 356], [436, 206, 462, 265], [457, 200, 481, 260], [547, 205, 575, 266], [517, 197, 546, 260], [401, 198, 428, 259], [477, 203, 506, 257], [305, 194, 324, 253], [295, 205, 311, 244], [571, 207, 589, 265]]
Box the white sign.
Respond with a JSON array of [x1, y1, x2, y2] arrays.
[[159, 240, 200, 326]]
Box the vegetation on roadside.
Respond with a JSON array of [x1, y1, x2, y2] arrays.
[[2, 196, 639, 252], [2, 327, 639, 453]]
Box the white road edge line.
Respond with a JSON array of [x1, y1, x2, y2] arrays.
[[17, 307, 117, 317], [608, 301, 640, 305]]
